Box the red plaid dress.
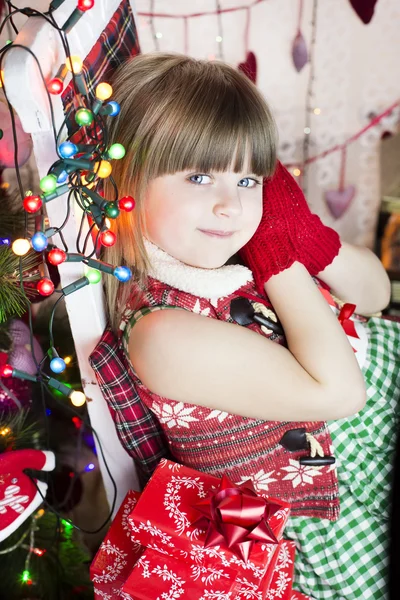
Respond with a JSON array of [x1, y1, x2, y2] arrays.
[[116, 240, 340, 520]]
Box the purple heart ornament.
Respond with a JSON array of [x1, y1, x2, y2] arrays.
[[325, 185, 356, 219]]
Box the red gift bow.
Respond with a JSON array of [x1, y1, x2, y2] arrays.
[[338, 303, 359, 341], [192, 475, 279, 563]]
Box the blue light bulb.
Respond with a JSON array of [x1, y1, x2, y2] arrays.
[[57, 170, 68, 183], [31, 232, 48, 252], [114, 266, 132, 282], [59, 141, 78, 158], [50, 357, 66, 374], [107, 101, 120, 116]]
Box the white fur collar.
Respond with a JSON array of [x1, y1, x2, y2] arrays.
[[144, 238, 253, 300]]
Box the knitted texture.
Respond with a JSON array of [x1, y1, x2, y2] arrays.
[[119, 275, 340, 521], [239, 162, 342, 293]]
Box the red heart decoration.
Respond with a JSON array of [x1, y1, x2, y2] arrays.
[[348, 0, 379, 24], [325, 185, 356, 219], [238, 51, 257, 84]]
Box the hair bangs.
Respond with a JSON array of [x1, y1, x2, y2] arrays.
[[141, 61, 277, 182]]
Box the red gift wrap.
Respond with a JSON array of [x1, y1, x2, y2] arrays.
[[90, 461, 311, 600], [91, 490, 145, 598], [128, 459, 290, 588]]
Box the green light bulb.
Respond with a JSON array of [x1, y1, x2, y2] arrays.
[[75, 108, 94, 127], [22, 570, 31, 583], [105, 202, 120, 219], [39, 174, 58, 193], [108, 143, 126, 160], [86, 269, 101, 284]]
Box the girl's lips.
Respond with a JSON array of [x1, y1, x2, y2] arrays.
[[199, 229, 235, 238]]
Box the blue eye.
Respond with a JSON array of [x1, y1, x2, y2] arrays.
[[238, 177, 261, 188], [189, 174, 212, 185]]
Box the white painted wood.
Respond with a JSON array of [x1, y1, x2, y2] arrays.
[[3, 0, 141, 516]]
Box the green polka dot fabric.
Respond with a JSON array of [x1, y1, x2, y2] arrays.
[[285, 316, 400, 599]]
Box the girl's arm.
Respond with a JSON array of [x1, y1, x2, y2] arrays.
[[315, 241, 391, 316], [128, 262, 366, 423]]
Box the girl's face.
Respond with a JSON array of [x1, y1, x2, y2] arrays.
[[143, 165, 263, 269]]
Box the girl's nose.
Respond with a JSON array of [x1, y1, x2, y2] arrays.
[[213, 191, 243, 218]]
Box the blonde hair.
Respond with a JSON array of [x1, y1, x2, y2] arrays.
[[103, 52, 277, 331]]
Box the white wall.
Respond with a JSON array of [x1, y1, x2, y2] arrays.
[[134, 0, 400, 248]]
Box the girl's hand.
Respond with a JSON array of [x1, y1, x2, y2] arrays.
[[239, 162, 341, 293]]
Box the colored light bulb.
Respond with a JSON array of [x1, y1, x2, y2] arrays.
[[40, 174, 58, 193], [86, 269, 101, 284], [104, 101, 120, 116], [77, 0, 94, 10], [23, 195, 42, 213], [114, 266, 132, 282], [95, 160, 112, 179], [65, 55, 83, 74], [95, 82, 113, 101], [48, 248, 67, 266], [31, 232, 48, 252], [0, 70, 4, 88], [75, 108, 93, 127], [70, 390, 86, 407], [100, 230, 116, 247], [48, 78, 63, 95], [12, 238, 31, 256], [50, 357, 66, 373], [0, 364, 13, 378], [85, 462, 95, 471], [104, 202, 120, 219], [108, 143, 125, 160], [59, 141, 78, 158], [37, 278, 54, 296], [22, 570, 31, 583], [118, 196, 135, 212], [57, 170, 68, 183]]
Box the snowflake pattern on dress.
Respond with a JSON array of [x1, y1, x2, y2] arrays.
[[152, 402, 199, 429], [236, 469, 277, 492], [281, 460, 324, 488]]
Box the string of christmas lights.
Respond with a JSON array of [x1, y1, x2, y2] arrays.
[[0, 1, 135, 393]]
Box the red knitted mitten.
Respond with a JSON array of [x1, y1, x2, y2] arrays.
[[239, 162, 341, 292]]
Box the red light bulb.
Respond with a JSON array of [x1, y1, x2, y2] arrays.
[[37, 278, 54, 297], [23, 195, 43, 214], [100, 230, 116, 247], [48, 78, 63, 95], [77, 0, 94, 11], [0, 364, 13, 378], [118, 196, 135, 212], [48, 248, 67, 266]]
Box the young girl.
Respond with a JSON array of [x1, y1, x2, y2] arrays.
[[97, 52, 400, 599]]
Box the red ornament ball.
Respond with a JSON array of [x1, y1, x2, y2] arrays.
[[37, 278, 54, 297], [77, 0, 94, 11], [0, 364, 13, 378], [23, 195, 42, 214], [118, 196, 135, 212], [48, 248, 67, 266], [100, 230, 116, 247]]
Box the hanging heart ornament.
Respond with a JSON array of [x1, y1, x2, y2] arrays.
[[325, 185, 356, 219]]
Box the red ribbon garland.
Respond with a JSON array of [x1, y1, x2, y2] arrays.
[[192, 475, 279, 563]]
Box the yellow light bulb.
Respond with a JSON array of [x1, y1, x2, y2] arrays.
[[64, 356, 72, 365], [313, 107, 321, 115], [95, 82, 113, 101], [0, 427, 11, 436], [12, 238, 31, 256], [70, 391, 86, 407], [95, 160, 112, 179], [293, 168, 301, 177], [0, 70, 4, 88], [65, 55, 83, 74]]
